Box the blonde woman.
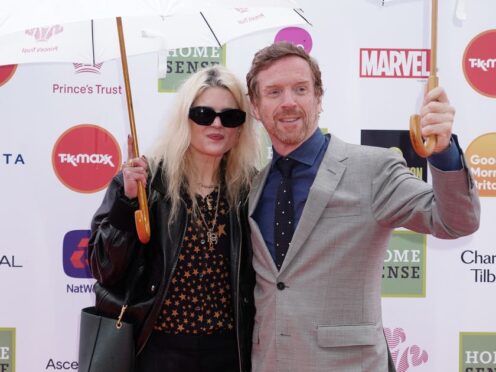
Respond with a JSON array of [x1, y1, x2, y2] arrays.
[[89, 66, 259, 372]]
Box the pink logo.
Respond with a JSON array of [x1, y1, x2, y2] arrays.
[[463, 29, 496, 98], [274, 27, 312, 54], [73, 63, 104, 74], [385, 328, 429, 371], [25, 25, 63, 42], [0, 65, 17, 87], [52, 124, 121, 193]]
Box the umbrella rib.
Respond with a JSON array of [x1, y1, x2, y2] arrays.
[[199, 12, 222, 48], [91, 20, 95, 65], [293, 8, 312, 26]]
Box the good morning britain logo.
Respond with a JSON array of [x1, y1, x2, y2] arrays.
[[460, 332, 496, 372], [52, 125, 121, 193], [463, 29, 496, 98], [466, 133, 496, 197], [0, 65, 17, 87]]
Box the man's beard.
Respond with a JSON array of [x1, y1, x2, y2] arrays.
[[272, 109, 311, 145]]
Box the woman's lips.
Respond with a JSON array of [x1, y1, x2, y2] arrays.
[[207, 133, 224, 140]]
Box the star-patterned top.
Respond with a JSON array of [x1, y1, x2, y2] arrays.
[[154, 189, 235, 335]]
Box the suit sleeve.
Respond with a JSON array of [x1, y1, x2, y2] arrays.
[[88, 172, 142, 286], [371, 148, 480, 238]]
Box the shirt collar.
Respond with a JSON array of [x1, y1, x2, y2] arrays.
[[272, 128, 326, 167]]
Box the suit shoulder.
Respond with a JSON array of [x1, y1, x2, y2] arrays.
[[339, 141, 402, 162]]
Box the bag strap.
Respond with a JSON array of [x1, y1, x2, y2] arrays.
[[111, 241, 146, 328]]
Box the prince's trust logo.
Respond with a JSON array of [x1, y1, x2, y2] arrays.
[[460, 333, 496, 371], [0, 328, 15, 372]]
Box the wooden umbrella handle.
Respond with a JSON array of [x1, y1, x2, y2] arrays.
[[409, 0, 438, 158], [409, 75, 438, 158], [116, 17, 151, 244]]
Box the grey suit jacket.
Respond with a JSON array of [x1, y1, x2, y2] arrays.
[[249, 135, 480, 372]]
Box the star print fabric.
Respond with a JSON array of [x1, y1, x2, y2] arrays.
[[154, 190, 235, 335]]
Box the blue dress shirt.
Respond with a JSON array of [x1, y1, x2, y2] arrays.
[[253, 128, 462, 263], [253, 129, 329, 262]]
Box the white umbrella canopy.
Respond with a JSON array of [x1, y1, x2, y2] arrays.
[[0, 0, 301, 33], [0, 0, 307, 65], [0, 7, 307, 65]]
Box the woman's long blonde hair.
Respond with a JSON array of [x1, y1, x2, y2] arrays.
[[148, 65, 260, 222]]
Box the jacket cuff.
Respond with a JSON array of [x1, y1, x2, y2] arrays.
[[108, 190, 139, 232], [428, 136, 463, 171]]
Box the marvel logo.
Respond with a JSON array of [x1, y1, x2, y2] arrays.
[[360, 48, 430, 78]]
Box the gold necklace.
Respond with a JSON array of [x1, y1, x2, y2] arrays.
[[197, 182, 218, 189], [197, 188, 221, 250]]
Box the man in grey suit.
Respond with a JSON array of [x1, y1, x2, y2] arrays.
[[245, 42, 480, 372]]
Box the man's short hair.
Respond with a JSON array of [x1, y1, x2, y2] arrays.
[[246, 42, 324, 102]]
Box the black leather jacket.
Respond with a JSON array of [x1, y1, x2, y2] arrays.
[[88, 171, 255, 372]]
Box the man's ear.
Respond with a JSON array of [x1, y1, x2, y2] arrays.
[[250, 100, 261, 121]]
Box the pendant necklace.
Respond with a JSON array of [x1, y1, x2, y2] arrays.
[[198, 187, 221, 250]]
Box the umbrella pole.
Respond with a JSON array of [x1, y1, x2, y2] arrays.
[[116, 16, 151, 244], [409, 0, 438, 158]]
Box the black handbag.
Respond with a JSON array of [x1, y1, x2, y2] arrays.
[[78, 250, 144, 372], [78, 305, 135, 372]]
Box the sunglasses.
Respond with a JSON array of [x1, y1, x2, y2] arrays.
[[189, 106, 246, 128]]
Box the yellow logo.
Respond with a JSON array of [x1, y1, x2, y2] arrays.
[[466, 133, 496, 197]]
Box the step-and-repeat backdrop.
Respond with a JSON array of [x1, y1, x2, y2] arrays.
[[1, 1, 495, 371]]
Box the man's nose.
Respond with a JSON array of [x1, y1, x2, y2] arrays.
[[281, 90, 297, 107]]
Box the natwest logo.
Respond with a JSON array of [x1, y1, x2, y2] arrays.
[[360, 48, 430, 78], [63, 230, 91, 278], [463, 29, 496, 98], [25, 25, 63, 42], [52, 124, 121, 193]]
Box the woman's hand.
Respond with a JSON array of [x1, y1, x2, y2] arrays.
[[122, 135, 148, 199]]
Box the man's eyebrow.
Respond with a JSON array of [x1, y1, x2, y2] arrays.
[[262, 84, 281, 91], [262, 80, 311, 90]]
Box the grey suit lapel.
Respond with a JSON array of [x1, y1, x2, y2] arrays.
[[280, 135, 348, 272], [249, 164, 270, 216], [249, 165, 280, 274]]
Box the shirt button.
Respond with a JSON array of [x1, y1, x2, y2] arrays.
[[277, 282, 286, 290]]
